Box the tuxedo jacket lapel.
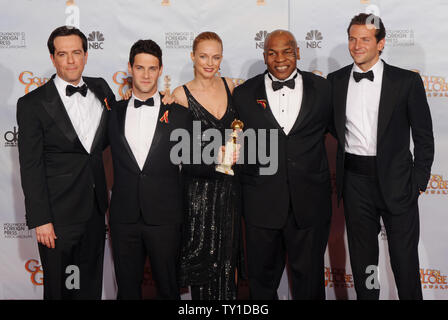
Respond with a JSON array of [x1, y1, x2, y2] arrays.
[[117, 102, 140, 171], [377, 62, 399, 144], [254, 77, 285, 134], [142, 100, 166, 171], [42, 79, 83, 148], [84, 77, 107, 153], [90, 108, 107, 153], [333, 66, 351, 145], [288, 70, 315, 135]]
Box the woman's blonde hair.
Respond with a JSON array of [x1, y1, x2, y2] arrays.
[[192, 31, 223, 53]]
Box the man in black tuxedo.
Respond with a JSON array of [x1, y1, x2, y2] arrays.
[[327, 14, 434, 299], [17, 26, 116, 299], [108, 40, 190, 299], [233, 30, 332, 299]]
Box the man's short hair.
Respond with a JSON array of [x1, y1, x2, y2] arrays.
[[129, 40, 163, 67], [47, 26, 88, 55], [347, 13, 386, 42]]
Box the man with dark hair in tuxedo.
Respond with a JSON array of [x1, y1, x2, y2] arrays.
[[327, 13, 434, 299], [17, 26, 116, 299], [108, 39, 190, 299], [233, 30, 332, 299]]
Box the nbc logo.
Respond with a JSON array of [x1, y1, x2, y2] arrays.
[[306, 30, 323, 49], [88, 31, 105, 50], [254, 30, 268, 49]]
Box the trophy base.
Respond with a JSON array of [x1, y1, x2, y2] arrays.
[[215, 165, 234, 176]]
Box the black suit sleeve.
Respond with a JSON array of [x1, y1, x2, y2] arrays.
[[408, 72, 434, 192], [17, 97, 52, 229]]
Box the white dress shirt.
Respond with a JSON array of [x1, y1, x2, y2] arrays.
[[125, 92, 161, 170], [54, 75, 103, 153], [265, 70, 303, 135], [345, 59, 384, 156]]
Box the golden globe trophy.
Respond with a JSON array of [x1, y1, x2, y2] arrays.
[[215, 119, 244, 176]]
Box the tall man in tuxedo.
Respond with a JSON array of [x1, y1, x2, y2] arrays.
[[17, 26, 116, 299], [327, 14, 434, 299], [108, 40, 190, 299], [233, 30, 332, 299]]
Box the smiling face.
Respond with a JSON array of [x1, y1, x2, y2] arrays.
[[128, 53, 162, 99], [191, 39, 223, 79], [263, 31, 299, 80], [348, 24, 385, 71], [50, 35, 88, 85]]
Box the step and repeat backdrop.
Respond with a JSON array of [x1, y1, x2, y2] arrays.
[[0, 0, 446, 299]]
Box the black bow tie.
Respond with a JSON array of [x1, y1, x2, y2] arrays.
[[353, 70, 374, 82], [66, 84, 88, 97], [269, 72, 297, 91], [134, 97, 155, 108]]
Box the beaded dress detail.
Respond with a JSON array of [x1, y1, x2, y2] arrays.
[[178, 78, 243, 300]]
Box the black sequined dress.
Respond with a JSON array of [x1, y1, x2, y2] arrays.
[[178, 78, 243, 300]]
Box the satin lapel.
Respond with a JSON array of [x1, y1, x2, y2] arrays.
[[142, 102, 166, 171], [84, 77, 108, 153], [288, 71, 314, 135], [254, 79, 285, 134], [42, 79, 82, 146], [377, 62, 399, 144], [117, 102, 140, 170], [333, 66, 351, 145], [90, 108, 106, 153]]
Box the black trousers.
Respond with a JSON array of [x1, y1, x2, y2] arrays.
[[245, 213, 330, 300], [110, 217, 182, 300], [38, 202, 106, 300], [343, 159, 422, 300]]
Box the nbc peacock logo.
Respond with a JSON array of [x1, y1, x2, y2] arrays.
[[254, 30, 268, 49], [305, 30, 323, 49], [88, 31, 105, 50]]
